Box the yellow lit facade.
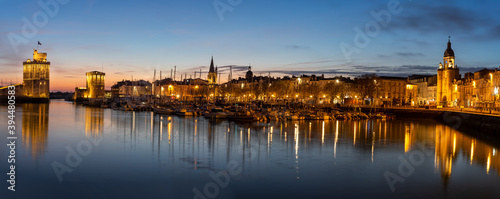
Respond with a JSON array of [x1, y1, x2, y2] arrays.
[[377, 77, 406, 106], [23, 49, 50, 98], [86, 71, 105, 98], [405, 83, 418, 106], [74, 71, 105, 100], [437, 38, 460, 107]]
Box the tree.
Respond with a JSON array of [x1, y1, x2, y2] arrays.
[[354, 74, 379, 104], [324, 81, 346, 102]]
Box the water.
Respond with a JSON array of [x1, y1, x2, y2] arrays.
[[1, 100, 499, 199]]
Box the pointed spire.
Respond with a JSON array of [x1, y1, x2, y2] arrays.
[[209, 56, 215, 73], [447, 35, 452, 49]]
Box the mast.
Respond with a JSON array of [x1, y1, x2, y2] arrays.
[[174, 66, 177, 81], [153, 69, 156, 96]]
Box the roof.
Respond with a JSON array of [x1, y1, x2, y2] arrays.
[[444, 39, 454, 57]]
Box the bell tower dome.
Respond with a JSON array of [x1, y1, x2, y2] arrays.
[[443, 36, 455, 69]]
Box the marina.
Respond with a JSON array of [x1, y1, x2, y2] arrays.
[[1, 100, 499, 198]]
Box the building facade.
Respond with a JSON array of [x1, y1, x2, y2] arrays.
[[437, 38, 461, 107], [74, 71, 105, 100], [86, 71, 105, 98], [377, 76, 407, 106], [111, 80, 152, 98], [23, 50, 50, 99], [408, 75, 437, 105]]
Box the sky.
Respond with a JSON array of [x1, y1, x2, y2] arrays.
[[1, 0, 500, 92]]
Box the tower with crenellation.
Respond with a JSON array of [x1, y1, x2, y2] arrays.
[[23, 49, 50, 99]]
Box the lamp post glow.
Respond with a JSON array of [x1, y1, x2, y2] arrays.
[[494, 87, 498, 108]]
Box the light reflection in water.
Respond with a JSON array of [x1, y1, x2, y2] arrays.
[[334, 120, 339, 159], [89, 109, 500, 183], [321, 121, 325, 144], [294, 123, 299, 160], [404, 125, 411, 153], [10, 103, 500, 196], [22, 103, 49, 159], [84, 106, 103, 138]]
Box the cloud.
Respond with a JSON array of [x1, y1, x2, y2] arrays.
[[390, 5, 478, 32], [114, 71, 136, 75], [459, 67, 494, 74], [286, 45, 310, 50], [257, 64, 444, 78], [398, 39, 430, 46], [387, 4, 500, 40], [284, 60, 346, 66], [217, 65, 249, 72], [396, 52, 424, 57]]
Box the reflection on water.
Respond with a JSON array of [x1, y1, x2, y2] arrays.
[[435, 125, 500, 185], [4, 102, 499, 198], [22, 103, 49, 159], [104, 110, 499, 186], [84, 107, 104, 138]]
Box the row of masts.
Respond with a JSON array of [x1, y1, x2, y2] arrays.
[[152, 65, 243, 84]]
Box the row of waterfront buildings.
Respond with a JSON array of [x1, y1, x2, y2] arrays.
[[2, 38, 499, 108]]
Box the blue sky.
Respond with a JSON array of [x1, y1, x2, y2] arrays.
[[1, 0, 500, 91]]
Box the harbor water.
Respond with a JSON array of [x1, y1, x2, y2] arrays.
[[1, 100, 500, 199]]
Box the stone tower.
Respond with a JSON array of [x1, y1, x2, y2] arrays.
[[23, 49, 50, 99], [437, 37, 460, 107]]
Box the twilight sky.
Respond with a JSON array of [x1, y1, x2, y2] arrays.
[[1, 0, 500, 91]]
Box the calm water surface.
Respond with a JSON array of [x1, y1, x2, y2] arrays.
[[1, 100, 499, 199]]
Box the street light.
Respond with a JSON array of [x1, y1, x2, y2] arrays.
[[495, 87, 499, 108]]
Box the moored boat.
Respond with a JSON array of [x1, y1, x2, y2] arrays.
[[204, 108, 228, 119]]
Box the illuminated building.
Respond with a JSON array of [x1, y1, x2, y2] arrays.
[[405, 83, 418, 106], [408, 75, 437, 105], [74, 71, 105, 100], [86, 71, 105, 98], [377, 76, 406, 106], [437, 37, 460, 107], [111, 80, 151, 97], [23, 49, 50, 99]]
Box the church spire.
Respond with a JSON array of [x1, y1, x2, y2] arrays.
[[209, 56, 215, 73]]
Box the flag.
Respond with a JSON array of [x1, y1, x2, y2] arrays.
[[38, 41, 42, 45]]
